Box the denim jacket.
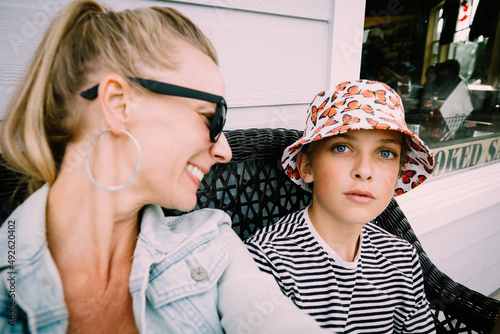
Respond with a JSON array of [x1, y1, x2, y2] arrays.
[[0, 184, 328, 334]]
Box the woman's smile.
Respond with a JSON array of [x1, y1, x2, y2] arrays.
[[186, 163, 205, 184]]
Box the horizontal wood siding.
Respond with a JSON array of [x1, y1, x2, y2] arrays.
[[164, 0, 331, 20], [0, 1, 72, 117], [106, 0, 333, 130], [0, 0, 333, 131]]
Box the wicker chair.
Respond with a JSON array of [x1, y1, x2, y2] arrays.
[[1, 128, 499, 333], [195, 128, 500, 334], [0, 159, 26, 224]]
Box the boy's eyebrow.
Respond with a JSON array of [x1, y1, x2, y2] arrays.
[[330, 134, 402, 145], [332, 133, 353, 140], [379, 138, 402, 146]]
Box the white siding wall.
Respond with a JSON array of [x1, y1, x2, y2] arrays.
[[0, 0, 366, 130], [0, 2, 64, 117]]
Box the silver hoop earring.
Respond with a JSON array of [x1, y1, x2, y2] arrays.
[[85, 129, 142, 191]]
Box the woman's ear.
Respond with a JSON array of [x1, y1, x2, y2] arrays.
[[296, 151, 314, 184], [98, 74, 132, 135]]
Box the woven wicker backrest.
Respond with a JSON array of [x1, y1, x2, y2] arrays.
[[195, 128, 311, 238]]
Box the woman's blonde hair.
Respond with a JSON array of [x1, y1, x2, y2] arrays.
[[0, 0, 218, 195]]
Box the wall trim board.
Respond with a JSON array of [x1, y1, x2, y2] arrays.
[[159, 0, 332, 21]]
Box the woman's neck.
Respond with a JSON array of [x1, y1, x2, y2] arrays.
[[45, 167, 140, 333], [46, 170, 140, 278]]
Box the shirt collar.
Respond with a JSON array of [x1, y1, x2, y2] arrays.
[[303, 206, 363, 269]]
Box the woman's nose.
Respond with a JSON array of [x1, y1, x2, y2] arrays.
[[211, 132, 232, 163]]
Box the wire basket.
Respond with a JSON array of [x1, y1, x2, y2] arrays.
[[405, 113, 468, 141], [441, 114, 468, 140]]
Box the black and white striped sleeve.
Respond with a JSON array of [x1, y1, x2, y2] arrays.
[[244, 232, 277, 276], [401, 247, 436, 334]]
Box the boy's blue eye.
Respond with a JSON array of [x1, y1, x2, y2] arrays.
[[379, 150, 395, 159], [333, 145, 348, 153]]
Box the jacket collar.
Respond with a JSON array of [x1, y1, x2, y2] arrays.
[[1, 184, 68, 331], [130, 206, 231, 282], [2, 183, 50, 266], [129, 206, 231, 333]]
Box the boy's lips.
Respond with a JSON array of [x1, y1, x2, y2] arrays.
[[345, 189, 375, 204], [346, 189, 374, 198]]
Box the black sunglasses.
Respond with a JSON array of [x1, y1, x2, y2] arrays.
[[80, 77, 227, 143]]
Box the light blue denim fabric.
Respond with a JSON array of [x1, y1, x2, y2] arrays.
[[0, 184, 329, 334]]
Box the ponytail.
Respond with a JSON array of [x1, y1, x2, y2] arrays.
[[1, 1, 106, 194]]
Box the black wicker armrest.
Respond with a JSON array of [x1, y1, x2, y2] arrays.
[[377, 199, 500, 333], [0, 158, 27, 223]]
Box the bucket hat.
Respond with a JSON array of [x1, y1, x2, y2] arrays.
[[282, 79, 434, 195]]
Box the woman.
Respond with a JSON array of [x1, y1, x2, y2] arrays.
[[0, 1, 328, 333]]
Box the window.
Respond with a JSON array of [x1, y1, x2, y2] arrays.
[[362, 0, 500, 175]]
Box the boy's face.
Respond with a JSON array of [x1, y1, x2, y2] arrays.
[[298, 129, 402, 227]]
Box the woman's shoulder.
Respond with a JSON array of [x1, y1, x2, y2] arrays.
[[139, 206, 232, 247], [164, 208, 231, 232]]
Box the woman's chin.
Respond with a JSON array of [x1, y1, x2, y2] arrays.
[[164, 196, 198, 213]]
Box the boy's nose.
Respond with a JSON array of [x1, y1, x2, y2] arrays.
[[353, 155, 373, 181]]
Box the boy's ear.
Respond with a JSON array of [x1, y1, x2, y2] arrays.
[[296, 152, 314, 184], [97, 74, 132, 135]]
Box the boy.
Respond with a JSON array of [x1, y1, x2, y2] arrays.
[[245, 80, 436, 333]]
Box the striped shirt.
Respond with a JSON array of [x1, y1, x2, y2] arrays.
[[244, 207, 436, 333]]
